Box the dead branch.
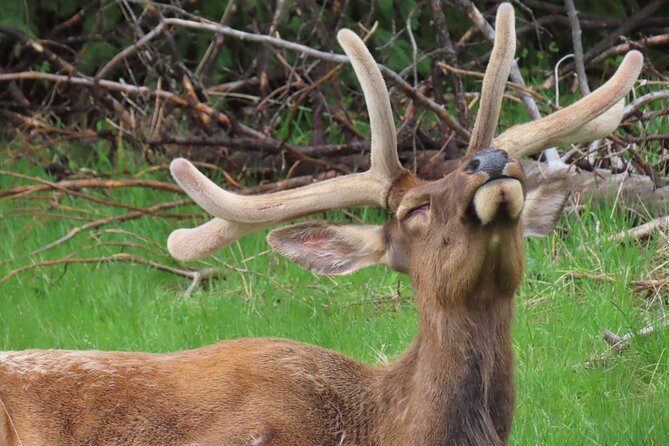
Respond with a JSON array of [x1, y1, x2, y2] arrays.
[[430, 0, 469, 127], [31, 199, 192, 256], [196, 0, 237, 82], [610, 215, 669, 242], [0, 253, 221, 298], [575, 319, 669, 370], [436, 62, 554, 108], [24, 10, 469, 141], [0, 170, 197, 217], [590, 33, 669, 66], [0, 175, 183, 198], [563, 271, 615, 282], [78, 240, 165, 258], [0, 71, 234, 129], [0, 254, 189, 284], [450, 0, 543, 121], [0, 24, 134, 128], [139, 16, 471, 139], [95, 22, 167, 82], [624, 91, 669, 118], [520, 161, 669, 215], [564, 0, 591, 95], [559, 0, 667, 76], [633, 279, 669, 293]]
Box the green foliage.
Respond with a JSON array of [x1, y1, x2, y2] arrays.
[[0, 0, 37, 37], [79, 41, 119, 73]]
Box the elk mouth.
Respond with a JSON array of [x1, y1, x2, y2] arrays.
[[470, 176, 524, 225]]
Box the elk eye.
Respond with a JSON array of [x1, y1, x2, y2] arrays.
[[404, 203, 429, 221]]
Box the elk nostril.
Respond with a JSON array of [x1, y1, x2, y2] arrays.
[[465, 158, 481, 173]]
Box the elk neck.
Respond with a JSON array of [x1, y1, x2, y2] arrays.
[[372, 227, 524, 445]]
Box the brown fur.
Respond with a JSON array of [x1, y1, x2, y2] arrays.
[[0, 154, 541, 446]]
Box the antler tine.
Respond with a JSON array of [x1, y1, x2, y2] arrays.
[[337, 30, 403, 180], [167, 218, 264, 261], [494, 50, 643, 158], [466, 3, 516, 154], [167, 30, 408, 260]]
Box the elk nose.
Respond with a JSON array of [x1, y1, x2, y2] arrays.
[[464, 149, 510, 179]]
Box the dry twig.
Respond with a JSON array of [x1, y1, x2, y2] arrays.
[[575, 319, 669, 369], [31, 199, 192, 256], [611, 216, 669, 242], [0, 253, 221, 298], [564, 0, 591, 96]]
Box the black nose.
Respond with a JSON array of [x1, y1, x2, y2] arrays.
[[464, 149, 510, 179]]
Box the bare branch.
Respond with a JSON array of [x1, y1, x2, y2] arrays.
[[31, 200, 192, 256], [624, 90, 669, 118], [85, 15, 472, 140], [1, 254, 195, 284], [564, 0, 590, 95], [0, 174, 183, 198], [575, 319, 669, 369], [590, 33, 669, 66], [610, 215, 669, 242], [562, 0, 667, 74], [0, 71, 233, 128]]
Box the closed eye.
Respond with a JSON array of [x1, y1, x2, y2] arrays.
[[404, 203, 430, 221]]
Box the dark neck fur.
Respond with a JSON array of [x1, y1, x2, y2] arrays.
[[371, 292, 516, 446], [358, 230, 523, 445]]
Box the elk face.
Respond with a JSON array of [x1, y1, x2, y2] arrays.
[[373, 149, 527, 306], [396, 149, 525, 233]]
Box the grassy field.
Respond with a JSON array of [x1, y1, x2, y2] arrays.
[[1, 155, 667, 445]]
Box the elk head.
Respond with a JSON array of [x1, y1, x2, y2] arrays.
[[166, 4, 642, 303]]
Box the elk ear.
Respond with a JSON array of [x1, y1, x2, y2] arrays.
[[268, 222, 389, 275], [522, 178, 569, 237]]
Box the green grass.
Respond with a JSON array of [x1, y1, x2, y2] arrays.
[[1, 157, 667, 445]]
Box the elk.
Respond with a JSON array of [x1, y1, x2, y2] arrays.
[[0, 4, 642, 445]]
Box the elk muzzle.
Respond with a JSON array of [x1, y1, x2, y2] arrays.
[[466, 149, 525, 225]]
